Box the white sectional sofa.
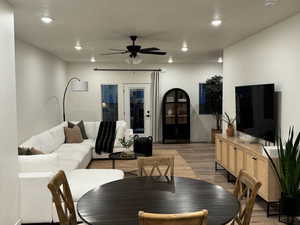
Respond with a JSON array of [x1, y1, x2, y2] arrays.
[[18, 121, 133, 224]]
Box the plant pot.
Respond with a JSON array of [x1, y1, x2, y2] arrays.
[[211, 129, 222, 144], [226, 126, 234, 137], [280, 193, 300, 217]]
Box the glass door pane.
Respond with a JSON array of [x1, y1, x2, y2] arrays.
[[101, 85, 118, 121], [130, 89, 144, 133]]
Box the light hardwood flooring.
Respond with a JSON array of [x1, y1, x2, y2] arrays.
[[154, 143, 284, 225]]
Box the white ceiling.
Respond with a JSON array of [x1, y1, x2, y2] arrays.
[[8, 0, 300, 64]]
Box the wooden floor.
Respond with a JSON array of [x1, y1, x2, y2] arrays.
[[154, 143, 284, 225]]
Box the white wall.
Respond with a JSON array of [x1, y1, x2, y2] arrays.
[[223, 12, 300, 140], [0, 1, 20, 224], [160, 64, 222, 142], [66, 63, 222, 142], [15, 39, 67, 143]]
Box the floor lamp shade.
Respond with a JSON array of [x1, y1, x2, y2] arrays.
[[71, 80, 88, 91]]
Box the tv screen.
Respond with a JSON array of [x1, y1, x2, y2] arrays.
[[235, 84, 275, 142]]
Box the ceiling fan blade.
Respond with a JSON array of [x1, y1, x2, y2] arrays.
[[140, 47, 160, 52], [109, 48, 127, 52], [140, 51, 167, 55], [100, 51, 128, 55]]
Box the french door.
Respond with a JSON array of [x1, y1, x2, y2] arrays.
[[124, 84, 151, 136]]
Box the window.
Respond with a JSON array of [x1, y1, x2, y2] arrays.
[[101, 85, 118, 121], [199, 83, 210, 114]]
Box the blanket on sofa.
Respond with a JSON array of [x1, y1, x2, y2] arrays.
[[95, 121, 116, 154]]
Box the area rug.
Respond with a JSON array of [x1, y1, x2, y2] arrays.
[[88, 149, 197, 178]]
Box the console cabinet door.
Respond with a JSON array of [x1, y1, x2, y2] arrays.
[[228, 144, 236, 174], [221, 141, 228, 168], [245, 152, 256, 177], [256, 158, 268, 198], [235, 147, 244, 175], [215, 138, 222, 163]]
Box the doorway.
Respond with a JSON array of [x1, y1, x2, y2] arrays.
[[124, 84, 151, 136]]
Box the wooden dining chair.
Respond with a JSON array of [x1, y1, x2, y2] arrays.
[[137, 156, 174, 177], [231, 170, 262, 225], [48, 170, 84, 225], [138, 210, 208, 225]]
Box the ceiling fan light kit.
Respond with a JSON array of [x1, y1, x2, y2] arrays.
[[101, 36, 167, 64]]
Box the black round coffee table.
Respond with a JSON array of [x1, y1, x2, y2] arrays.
[[77, 176, 239, 225]]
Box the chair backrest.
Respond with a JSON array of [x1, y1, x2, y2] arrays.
[[138, 210, 208, 225], [47, 170, 77, 225], [232, 170, 262, 225], [137, 156, 174, 177]]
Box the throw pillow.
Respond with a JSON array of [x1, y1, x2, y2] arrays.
[[64, 126, 84, 143], [18, 147, 45, 155], [68, 120, 88, 139]]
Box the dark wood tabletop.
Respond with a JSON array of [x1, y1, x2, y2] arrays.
[[77, 176, 240, 225]]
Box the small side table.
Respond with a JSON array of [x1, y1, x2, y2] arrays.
[[109, 152, 138, 176]]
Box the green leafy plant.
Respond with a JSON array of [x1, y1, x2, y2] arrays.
[[205, 75, 223, 130], [119, 136, 134, 149], [223, 112, 236, 127], [263, 127, 300, 196]]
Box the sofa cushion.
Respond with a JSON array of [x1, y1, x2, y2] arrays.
[[68, 120, 88, 139], [114, 120, 128, 147], [84, 122, 100, 139], [58, 159, 80, 173], [48, 124, 65, 150], [67, 169, 124, 201], [64, 126, 83, 143], [56, 143, 91, 154], [19, 153, 59, 173]]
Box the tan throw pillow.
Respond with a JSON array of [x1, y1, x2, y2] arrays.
[[18, 147, 45, 155], [64, 126, 83, 143], [30, 148, 45, 155]]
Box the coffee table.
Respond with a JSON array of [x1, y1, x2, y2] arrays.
[[109, 152, 137, 168], [109, 152, 138, 175]]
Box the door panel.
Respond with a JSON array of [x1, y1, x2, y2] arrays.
[[221, 141, 228, 167], [256, 158, 268, 197], [124, 84, 151, 136], [236, 147, 244, 175], [228, 144, 236, 174], [245, 152, 255, 177], [216, 138, 222, 162]]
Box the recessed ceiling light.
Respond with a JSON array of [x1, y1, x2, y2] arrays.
[[41, 16, 53, 24], [74, 42, 82, 51], [265, 0, 279, 7], [211, 19, 222, 27], [168, 57, 174, 64], [217, 57, 223, 64], [181, 42, 188, 52], [90, 56, 96, 63]]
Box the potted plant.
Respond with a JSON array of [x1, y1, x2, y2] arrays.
[[205, 75, 223, 143], [263, 128, 300, 223], [223, 112, 235, 137]]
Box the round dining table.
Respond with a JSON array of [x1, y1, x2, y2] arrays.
[[77, 176, 240, 225]]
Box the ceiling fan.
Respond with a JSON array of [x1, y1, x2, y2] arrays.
[[101, 35, 167, 58]]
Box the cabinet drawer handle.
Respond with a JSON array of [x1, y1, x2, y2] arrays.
[[252, 157, 257, 160], [234, 147, 237, 150]]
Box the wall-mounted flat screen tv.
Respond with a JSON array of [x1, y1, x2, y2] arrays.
[[235, 84, 276, 143]]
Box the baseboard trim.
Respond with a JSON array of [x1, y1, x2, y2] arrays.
[[15, 219, 21, 225]]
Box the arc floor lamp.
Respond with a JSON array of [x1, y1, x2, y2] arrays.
[[63, 77, 88, 121]]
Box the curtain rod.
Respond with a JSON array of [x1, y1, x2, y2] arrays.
[[94, 68, 162, 72]]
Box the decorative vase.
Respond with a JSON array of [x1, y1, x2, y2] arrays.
[[279, 193, 300, 224], [226, 125, 234, 137]]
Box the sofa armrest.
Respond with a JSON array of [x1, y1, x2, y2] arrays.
[[19, 172, 54, 223]]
